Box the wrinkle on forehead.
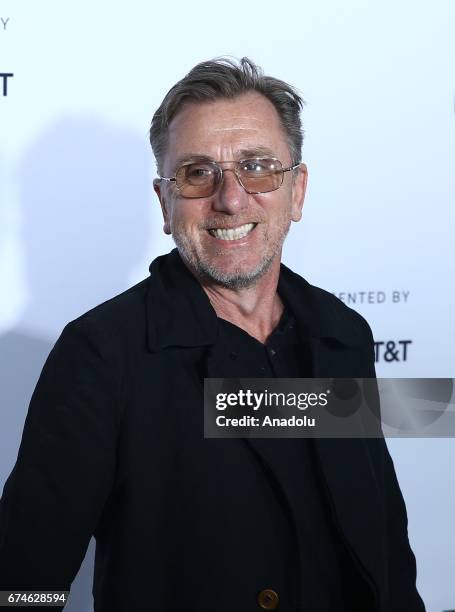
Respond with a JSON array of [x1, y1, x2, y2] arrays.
[[212, 126, 258, 132], [170, 145, 278, 169]]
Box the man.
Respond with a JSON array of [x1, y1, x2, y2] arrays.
[[0, 58, 425, 611]]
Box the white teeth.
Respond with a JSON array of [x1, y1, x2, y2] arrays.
[[209, 223, 256, 241]]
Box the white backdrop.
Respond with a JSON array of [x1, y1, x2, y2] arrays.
[[1, 1, 454, 610]]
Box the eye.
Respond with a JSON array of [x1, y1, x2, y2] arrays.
[[242, 161, 265, 172], [188, 167, 211, 177], [186, 163, 215, 179], [240, 159, 275, 174]]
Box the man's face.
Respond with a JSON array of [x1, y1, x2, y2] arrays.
[[154, 92, 307, 289]]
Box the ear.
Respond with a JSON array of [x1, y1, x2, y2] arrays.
[[290, 163, 308, 222], [153, 178, 172, 235]]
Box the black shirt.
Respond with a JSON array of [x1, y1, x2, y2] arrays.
[[217, 305, 308, 378], [215, 306, 349, 611]]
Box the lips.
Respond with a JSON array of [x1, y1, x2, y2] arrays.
[[208, 222, 257, 241]]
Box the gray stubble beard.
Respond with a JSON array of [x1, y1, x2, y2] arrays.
[[171, 220, 291, 290]]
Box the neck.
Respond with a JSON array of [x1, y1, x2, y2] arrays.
[[199, 258, 284, 344]]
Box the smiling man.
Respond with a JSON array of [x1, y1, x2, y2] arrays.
[[152, 88, 306, 343], [0, 58, 425, 612]]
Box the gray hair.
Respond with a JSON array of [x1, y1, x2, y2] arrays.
[[149, 57, 304, 174]]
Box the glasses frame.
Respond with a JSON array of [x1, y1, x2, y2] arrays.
[[158, 157, 301, 198]]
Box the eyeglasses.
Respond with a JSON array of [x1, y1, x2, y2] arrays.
[[158, 157, 300, 199]]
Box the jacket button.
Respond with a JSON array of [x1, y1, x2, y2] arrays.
[[257, 588, 279, 609]]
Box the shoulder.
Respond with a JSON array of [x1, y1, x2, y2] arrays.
[[310, 283, 374, 343], [59, 276, 151, 353], [280, 264, 374, 347]]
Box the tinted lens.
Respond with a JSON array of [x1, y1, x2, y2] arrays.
[[175, 161, 220, 198], [238, 158, 283, 193]]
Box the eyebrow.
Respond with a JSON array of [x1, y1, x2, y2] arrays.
[[171, 146, 278, 171]]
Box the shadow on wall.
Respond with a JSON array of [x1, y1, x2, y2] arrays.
[[0, 116, 152, 612]]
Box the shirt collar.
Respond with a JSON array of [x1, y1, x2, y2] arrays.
[[145, 248, 364, 352]]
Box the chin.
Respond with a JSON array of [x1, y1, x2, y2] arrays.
[[197, 255, 275, 289]]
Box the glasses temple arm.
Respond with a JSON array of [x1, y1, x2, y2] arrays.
[[282, 162, 302, 172]]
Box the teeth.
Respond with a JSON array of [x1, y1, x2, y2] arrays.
[[209, 223, 256, 241]]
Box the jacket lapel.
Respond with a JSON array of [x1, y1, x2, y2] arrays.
[[310, 337, 386, 598], [277, 269, 386, 595]]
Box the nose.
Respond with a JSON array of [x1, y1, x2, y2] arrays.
[[211, 167, 249, 214]]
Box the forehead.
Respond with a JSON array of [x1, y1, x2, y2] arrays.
[[165, 92, 290, 168]]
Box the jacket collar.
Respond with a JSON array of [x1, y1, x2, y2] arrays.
[[146, 248, 364, 352]]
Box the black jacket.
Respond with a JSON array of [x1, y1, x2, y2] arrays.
[[0, 248, 425, 611]]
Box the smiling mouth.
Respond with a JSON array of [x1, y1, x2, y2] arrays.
[[208, 222, 257, 241]]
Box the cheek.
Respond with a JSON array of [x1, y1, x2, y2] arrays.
[[170, 203, 206, 235], [265, 193, 293, 222]]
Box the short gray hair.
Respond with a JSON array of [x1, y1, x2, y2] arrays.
[[149, 57, 304, 174]]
